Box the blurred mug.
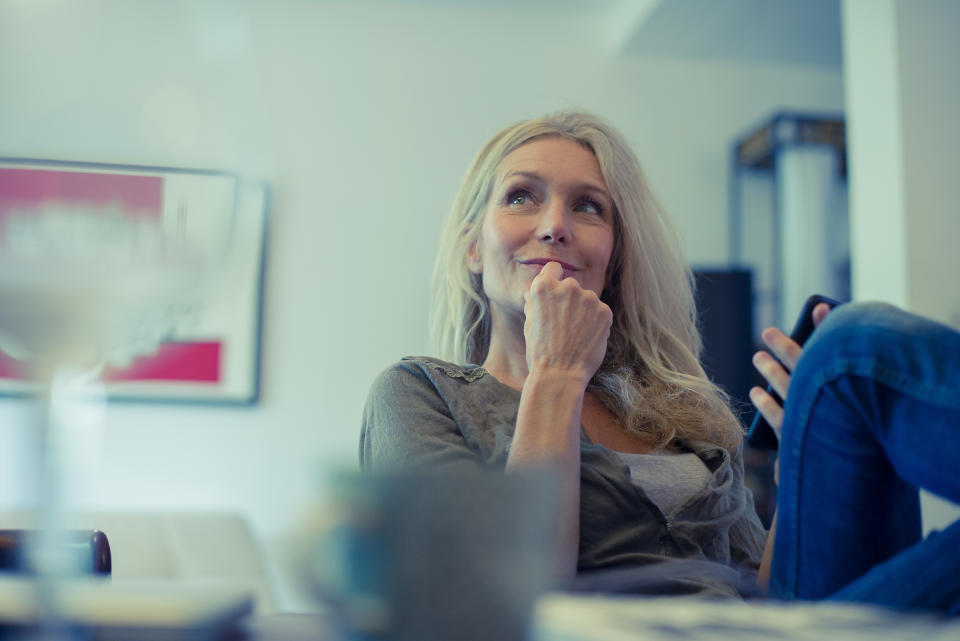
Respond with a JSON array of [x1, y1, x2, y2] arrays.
[[311, 467, 562, 641]]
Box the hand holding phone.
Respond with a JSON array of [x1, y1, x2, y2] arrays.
[[746, 294, 842, 450]]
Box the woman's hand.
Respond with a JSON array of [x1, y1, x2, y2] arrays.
[[749, 302, 832, 436], [523, 261, 613, 386]]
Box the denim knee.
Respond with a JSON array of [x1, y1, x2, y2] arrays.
[[795, 301, 960, 412], [811, 301, 904, 342], [798, 302, 914, 371]]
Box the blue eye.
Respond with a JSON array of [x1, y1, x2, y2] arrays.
[[574, 199, 603, 215], [507, 190, 533, 207]]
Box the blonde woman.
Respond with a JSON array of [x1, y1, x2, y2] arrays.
[[361, 111, 767, 594]]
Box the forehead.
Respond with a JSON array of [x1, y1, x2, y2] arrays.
[[494, 137, 606, 186]]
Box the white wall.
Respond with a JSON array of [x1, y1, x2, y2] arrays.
[[844, 0, 960, 325], [842, 0, 960, 534], [0, 0, 843, 608]]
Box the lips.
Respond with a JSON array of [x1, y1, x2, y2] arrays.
[[520, 258, 580, 279]]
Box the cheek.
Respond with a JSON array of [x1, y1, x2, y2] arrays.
[[594, 230, 615, 269], [482, 215, 523, 259]]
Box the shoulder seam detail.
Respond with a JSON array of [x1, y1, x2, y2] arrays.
[[403, 356, 487, 382]]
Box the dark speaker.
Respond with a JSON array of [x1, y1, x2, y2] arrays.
[[693, 269, 754, 410], [694, 269, 777, 525]]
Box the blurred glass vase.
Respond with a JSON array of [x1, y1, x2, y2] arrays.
[[0, 205, 219, 380], [0, 203, 227, 633]]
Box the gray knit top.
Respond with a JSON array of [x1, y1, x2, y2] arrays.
[[360, 356, 768, 596]]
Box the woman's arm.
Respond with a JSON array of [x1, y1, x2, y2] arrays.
[[507, 262, 613, 580], [509, 368, 588, 580], [751, 302, 832, 588], [757, 511, 777, 590]]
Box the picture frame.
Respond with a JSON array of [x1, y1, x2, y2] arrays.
[[0, 158, 269, 405]]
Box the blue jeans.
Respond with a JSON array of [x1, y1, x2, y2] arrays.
[[769, 302, 960, 613]]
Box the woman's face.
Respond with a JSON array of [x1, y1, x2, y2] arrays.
[[467, 136, 616, 318]]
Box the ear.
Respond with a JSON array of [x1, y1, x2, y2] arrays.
[[463, 221, 483, 274], [466, 238, 483, 274]]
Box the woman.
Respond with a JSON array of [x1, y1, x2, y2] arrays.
[[361, 110, 960, 612], [360, 111, 767, 595]]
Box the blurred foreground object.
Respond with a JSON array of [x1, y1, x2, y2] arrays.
[[310, 468, 562, 641], [533, 594, 960, 641], [0, 193, 231, 636], [0, 576, 252, 640]]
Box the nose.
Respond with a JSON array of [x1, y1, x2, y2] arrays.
[[536, 197, 570, 244]]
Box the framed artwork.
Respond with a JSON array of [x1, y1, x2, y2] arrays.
[[0, 158, 268, 405]]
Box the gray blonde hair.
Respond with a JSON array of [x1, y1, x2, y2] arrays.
[[430, 112, 742, 452]]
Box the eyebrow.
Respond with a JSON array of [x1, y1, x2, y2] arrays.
[[502, 170, 611, 198]]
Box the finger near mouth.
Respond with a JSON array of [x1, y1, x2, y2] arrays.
[[522, 262, 577, 279]]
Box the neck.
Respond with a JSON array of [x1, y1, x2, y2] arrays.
[[481, 307, 529, 391]]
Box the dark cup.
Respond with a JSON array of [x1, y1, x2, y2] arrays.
[[312, 467, 562, 641]]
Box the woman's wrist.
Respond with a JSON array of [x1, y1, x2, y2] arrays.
[[514, 367, 587, 454], [524, 363, 593, 391]]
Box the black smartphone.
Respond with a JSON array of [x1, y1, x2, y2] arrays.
[[746, 294, 843, 450]]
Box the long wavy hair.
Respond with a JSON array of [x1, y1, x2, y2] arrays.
[[430, 112, 742, 452]]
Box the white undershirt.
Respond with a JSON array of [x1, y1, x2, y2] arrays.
[[615, 448, 711, 516]]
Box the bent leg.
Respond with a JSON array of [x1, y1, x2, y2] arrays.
[[769, 302, 960, 611], [827, 519, 960, 614]]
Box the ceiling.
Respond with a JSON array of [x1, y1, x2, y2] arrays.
[[621, 0, 842, 68], [373, 0, 843, 69]]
